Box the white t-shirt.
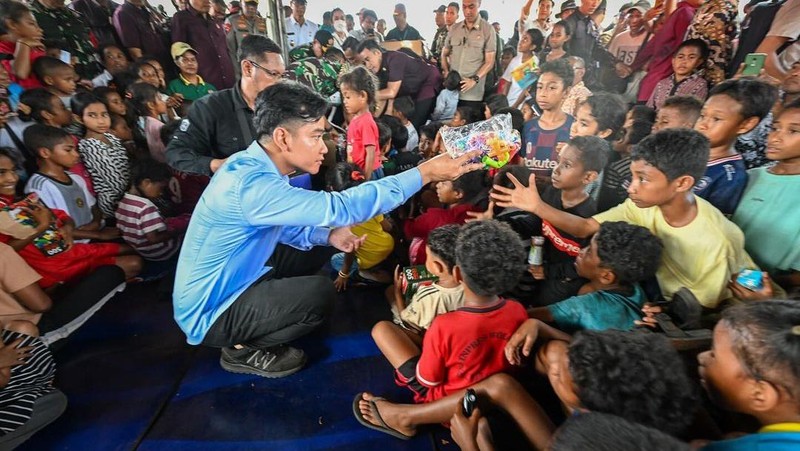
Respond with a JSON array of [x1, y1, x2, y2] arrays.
[[502, 54, 538, 106], [608, 30, 649, 65], [767, 0, 800, 71]]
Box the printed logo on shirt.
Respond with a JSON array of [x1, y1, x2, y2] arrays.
[[179, 119, 190, 132], [723, 164, 736, 182], [524, 158, 558, 170], [693, 176, 710, 192], [75, 197, 85, 208], [542, 220, 581, 256]]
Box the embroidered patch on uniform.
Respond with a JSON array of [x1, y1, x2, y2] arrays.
[[180, 119, 190, 132], [76, 198, 85, 208]]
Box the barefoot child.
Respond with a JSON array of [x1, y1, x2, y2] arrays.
[[340, 66, 381, 181]]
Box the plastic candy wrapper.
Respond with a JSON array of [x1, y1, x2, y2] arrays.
[[736, 269, 764, 291], [440, 113, 521, 169]]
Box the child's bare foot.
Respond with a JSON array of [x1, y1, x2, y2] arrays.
[[357, 392, 417, 438]]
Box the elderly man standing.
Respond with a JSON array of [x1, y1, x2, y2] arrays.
[[440, 0, 497, 107], [385, 3, 422, 41], [285, 0, 318, 49], [225, 0, 267, 75], [165, 36, 284, 215], [359, 39, 441, 128], [30, 0, 104, 80], [172, 0, 236, 89]]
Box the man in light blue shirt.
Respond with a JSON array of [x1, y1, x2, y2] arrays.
[[172, 82, 482, 378], [284, 0, 318, 49]]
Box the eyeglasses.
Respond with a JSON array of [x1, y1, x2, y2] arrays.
[[247, 60, 283, 79]]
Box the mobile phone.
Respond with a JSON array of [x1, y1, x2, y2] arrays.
[[741, 53, 766, 76], [59, 50, 71, 65], [462, 389, 477, 417]]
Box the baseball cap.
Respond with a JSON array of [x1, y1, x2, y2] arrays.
[[627, 0, 652, 14], [434, 5, 446, 13], [555, 0, 578, 18], [171, 42, 197, 60]]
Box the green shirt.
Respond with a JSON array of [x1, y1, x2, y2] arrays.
[[167, 75, 217, 102], [288, 45, 315, 63], [548, 284, 647, 333]]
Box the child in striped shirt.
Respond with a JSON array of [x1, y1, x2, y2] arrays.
[[115, 159, 187, 262]]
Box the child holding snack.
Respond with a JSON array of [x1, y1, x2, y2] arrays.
[[327, 163, 394, 290], [340, 66, 381, 181], [0, 148, 141, 287], [731, 101, 800, 292]]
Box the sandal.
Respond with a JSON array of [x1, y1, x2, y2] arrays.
[[352, 393, 413, 440]]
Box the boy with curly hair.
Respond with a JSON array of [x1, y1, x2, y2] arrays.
[[527, 221, 663, 332], [358, 220, 528, 410]]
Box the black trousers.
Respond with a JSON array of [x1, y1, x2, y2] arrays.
[[410, 96, 436, 131], [202, 244, 336, 350]]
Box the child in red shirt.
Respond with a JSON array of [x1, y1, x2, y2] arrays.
[[358, 220, 528, 409], [404, 170, 488, 265], [0, 1, 45, 89], [340, 66, 382, 181]]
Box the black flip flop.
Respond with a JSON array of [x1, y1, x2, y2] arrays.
[[352, 392, 413, 440]]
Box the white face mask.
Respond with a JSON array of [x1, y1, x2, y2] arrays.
[[334, 19, 347, 33]]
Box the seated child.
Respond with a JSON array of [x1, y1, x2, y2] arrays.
[[368, 220, 528, 405], [417, 123, 441, 160], [731, 101, 800, 292], [340, 66, 381, 180], [73, 92, 131, 218], [326, 163, 394, 289], [0, 0, 45, 89], [449, 104, 484, 128], [522, 59, 575, 179], [129, 82, 168, 162], [167, 42, 217, 102], [387, 224, 463, 337], [647, 39, 709, 111], [0, 148, 141, 287], [429, 70, 459, 123], [92, 44, 129, 88], [355, 327, 697, 445], [596, 119, 653, 212], [484, 93, 509, 120], [520, 97, 536, 123], [115, 159, 184, 262], [404, 169, 488, 265], [378, 116, 419, 177], [546, 412, 690, 451], [698, 300, 800, 450], [623, 105, 656, 129], [391, 96, 418, 152], [0, 319, 66, 449], [694, 78, 778, 216], [527, 221, 662, 332], [31, 57, 76, 108], [491, 128, 755, 309], [92, 86, 128, 118], [652, 95, 702, 132], [22, 124, 117, 241]]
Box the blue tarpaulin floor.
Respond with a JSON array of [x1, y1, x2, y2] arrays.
[[21, 281, 461, 451]]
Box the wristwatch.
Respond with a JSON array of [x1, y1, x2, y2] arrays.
[[470, 75, 480, 82]]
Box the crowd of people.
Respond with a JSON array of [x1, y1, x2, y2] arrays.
[[0, 0, 799, 448]]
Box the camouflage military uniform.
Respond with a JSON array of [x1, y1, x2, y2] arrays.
[[283, 57, 348, 100]]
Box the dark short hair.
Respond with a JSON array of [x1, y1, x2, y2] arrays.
[[485, 93, 509, 116], [443, 70, 462, 91], [675, 38, 710, 63], [253, 82, 328, 140], [238, 35, 282, 64], [32, 56, 72, 83], [662, 95, 703, 124], [595, 221, 662, 284], [493, 165, 532, 190], [456, 105, 484, 125], [456, 220, 526, 297], [17, 88, 58, 122], [24, 124, 71, 156], [325, 162, 365, 191], [708, 78, 779, 121], [566, 135, 609, 173], [378, 115, 408, 150], [127, 82, 160, 116], [324, 46, 345, 61], [356, 38, 382, 54], [553, 20, 572, 37], [569, 330, 698, 435], [628, 104, 656, 124], [70, 92, 105, 117], [427, 224, 460, 271], [392, 96, 415, 120], [452, 169, 489, 205], [627, 120, 653, 146], [97, 43, 126, 62], [377, 121, 392, 148], [419, 122, 442, 139], [361, 8, 377, 21], [539, 58, 574, 88], [338, 66, 379, 108], [130, 158, 172, 187], [447, 1, 459, 11], [631, 129, 709, 183], [581, 92, 627, 141], [551, 412, 691, 451], [721, 300, 800, 401], [524, 28, 545, 52], [341, 36, 360, 53]]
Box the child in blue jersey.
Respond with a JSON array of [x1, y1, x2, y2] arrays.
[[526, 221, 662, 332], [699, 301, 800, 451], [693, 78, 778, 216]]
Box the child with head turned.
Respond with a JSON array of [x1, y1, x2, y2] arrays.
[[652, 95, 703, 132], [694, 78, 778, 216], [340, 66, 381, 181], [492, 128, 756, 309], [32, 57, 76, 108]]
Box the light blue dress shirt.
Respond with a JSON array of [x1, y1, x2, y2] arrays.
[[173, 141, 423, 344]]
